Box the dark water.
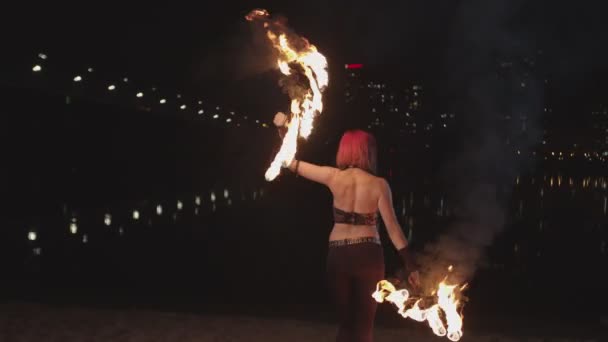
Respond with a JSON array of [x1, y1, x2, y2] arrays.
[[2, 172, 606, 324]]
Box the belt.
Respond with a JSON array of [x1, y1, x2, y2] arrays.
[[328, 236, 381, 247]]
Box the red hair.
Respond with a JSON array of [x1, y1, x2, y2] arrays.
[[336, 130, 377, 174]]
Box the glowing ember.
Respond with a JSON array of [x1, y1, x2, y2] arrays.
[[246, 9, 329, 181], [372, 271, 467, 341]]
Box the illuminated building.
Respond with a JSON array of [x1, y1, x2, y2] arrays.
[[592, 106, 608, 156], [343, 63, 424, 135]]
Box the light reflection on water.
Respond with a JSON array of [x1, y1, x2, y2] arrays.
[[18, 173, 607, 264]]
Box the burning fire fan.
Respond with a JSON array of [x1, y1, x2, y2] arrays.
[[245, 9, 329, 181], [372, 266, 468, 341]]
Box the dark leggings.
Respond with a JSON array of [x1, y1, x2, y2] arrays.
[[327, 242, 385, 342]]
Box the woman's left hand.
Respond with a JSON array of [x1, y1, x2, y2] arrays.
[[408, 270, 421, 290]]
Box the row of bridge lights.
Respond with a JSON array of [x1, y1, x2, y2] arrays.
[[31, 55, 266, 126]]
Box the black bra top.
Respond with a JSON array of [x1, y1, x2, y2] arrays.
[[333, 207, 378, 226]]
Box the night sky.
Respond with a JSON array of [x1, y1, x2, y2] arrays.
[[8, 1, 608, 96]]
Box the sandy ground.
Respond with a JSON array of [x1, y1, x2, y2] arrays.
[[0, 302, 603, 342]]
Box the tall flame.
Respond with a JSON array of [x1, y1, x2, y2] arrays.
[[246, 9, 329, 181], [372, 270, 466, 341]]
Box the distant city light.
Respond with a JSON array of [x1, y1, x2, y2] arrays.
[[160, 99, 166, 104], [123, 77, 129, 83], [69, 222, 78, 234], [104, 213, 112, 226], [38, 53, 48, 60], [177, 200, 183, 210], [119, 227, 125, 236], [198, 100, 203, 105], [108, 85, 116, 91], [156, 205, 163, 215], [136, 92, 144, 98], [226, 118, 232, 123], [216, 106, 220, 110], [132, 210, 140, 220], [195, 196, 201, 206], [198, 110, 204, 115], [33, 247, 42, 256], [73, 75, 82, 82], [87, 67, 94, 73], [224, 189, 229, 199], [195, 208, 200, 215], [177, 94, 182, 98], [345, 63, 363, 69], [82, 234, 88, 243], [211, 192, 216, 203], [32, 65, 42, 72], [180, 104, 187, 110], [213, 114, 219, 119], [28, 231, 37, 241], [230, 111, 235, 115]]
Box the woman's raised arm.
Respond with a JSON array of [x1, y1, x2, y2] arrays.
[[285, 159, 338, 187]]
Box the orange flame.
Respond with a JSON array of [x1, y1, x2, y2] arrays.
[[246, 9, 329, 181], [372, 272, 466, 341]]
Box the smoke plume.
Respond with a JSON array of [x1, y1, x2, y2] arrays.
[[417, 0, 544, 286]]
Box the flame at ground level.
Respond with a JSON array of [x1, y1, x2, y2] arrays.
[[372, 279, 465, 341]]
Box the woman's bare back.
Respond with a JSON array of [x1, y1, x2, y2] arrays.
[[328, 168, 383, 241]]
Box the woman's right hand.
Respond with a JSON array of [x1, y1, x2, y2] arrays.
[[273, 112, 288, 127]]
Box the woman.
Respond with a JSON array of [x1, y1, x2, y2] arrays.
[[274, 113, 419, 342]]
